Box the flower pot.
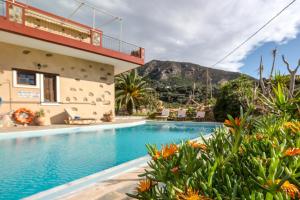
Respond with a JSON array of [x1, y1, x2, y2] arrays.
[[35, 117, 46, 126]]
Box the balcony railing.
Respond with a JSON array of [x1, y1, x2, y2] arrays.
[[102, 34, 142, 57], [0, 0, 144, 60]]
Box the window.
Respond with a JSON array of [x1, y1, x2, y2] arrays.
[[13, 69, 40, 88], [17, 71, 36, 85]]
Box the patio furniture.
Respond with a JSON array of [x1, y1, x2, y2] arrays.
[[64, 108, 96, 125], [194, 111, 205, 121], [156, 109, 170, 121], [177, 109, 187, 121]]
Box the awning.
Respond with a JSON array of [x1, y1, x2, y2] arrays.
[[25, 9, 91, 35]]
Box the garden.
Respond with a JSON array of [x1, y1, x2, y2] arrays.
[[124, 53, 300, 199]]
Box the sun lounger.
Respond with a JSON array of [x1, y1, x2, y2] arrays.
[[156, 109, 170, 120], [194, 111, 205, 121], [177, 109, 187, 121], [64, 108, 96, 125]]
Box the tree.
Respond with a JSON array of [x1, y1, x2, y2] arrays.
[[213, 75, 254, 122], [281, 55, 300, 97], [115, 70, 152, 115]]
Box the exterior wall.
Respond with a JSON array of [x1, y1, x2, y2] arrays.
[[0, 42, 115, 124]]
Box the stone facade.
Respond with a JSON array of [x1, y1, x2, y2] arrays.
[[0, 42, 114, 124]]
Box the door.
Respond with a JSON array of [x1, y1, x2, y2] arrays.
[[43, 74, 56, 103]]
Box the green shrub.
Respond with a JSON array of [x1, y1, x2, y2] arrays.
[[214, 75, 255, 122], [186, 107, 196, 119]]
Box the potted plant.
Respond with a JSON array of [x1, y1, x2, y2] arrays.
[[35, 109, 46, 126]]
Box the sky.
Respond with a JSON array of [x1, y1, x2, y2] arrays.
[[22, 0, 300, 78]]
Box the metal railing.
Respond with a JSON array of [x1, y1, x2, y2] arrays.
[[102, 34, 141, 57]]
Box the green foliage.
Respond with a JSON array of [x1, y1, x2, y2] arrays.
[[186, 107, 196, 119], [272, 71, 290, 86], [129, 82, 300, 199], [261, 83, 300, 119], [115, 70, 153, 115], [140, 91, 160, 112], [35, 109, 45, 118], [146, 76, 216, 106], [214, 75, 255, 122]]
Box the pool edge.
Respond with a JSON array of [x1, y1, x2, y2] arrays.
[[23, 155, 151, 200], [0, 120, 147, 141]]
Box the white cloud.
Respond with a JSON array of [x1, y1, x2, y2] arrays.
[[22, 0, 300, 72]]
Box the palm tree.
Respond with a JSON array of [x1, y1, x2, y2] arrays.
[[115, 70, 153, 115]]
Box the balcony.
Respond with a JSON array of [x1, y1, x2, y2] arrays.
[[0, 0, 144, 69]]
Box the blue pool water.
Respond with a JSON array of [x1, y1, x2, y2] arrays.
[[0, 122, 218, 199]]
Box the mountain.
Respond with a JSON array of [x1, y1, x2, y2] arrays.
[[135, 60, 253, 105], [138, 60, 245, 85]]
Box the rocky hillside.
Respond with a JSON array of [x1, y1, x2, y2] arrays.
[[136, 60, 252, 105], [138, 60, 243, 85]]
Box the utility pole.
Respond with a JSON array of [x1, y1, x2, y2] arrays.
[[205, 68, 213, 102], [206, 68, 209, 103], [192, 82, 195, 98]]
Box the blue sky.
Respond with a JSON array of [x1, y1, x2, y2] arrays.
[[241, 34, 300, 78]]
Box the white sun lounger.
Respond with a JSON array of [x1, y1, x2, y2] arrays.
[[194, 111, 205, 121], [156, 109, 170, 120], [65, 108, 96, 125], [177, 109, 187, 121]]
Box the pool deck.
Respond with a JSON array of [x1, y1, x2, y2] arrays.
[[0, 119, 146, 134], [63, 167, 147, 200]]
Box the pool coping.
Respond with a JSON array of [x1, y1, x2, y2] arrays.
[[23, 133, 214, 200], [0, 120, 147, 141]]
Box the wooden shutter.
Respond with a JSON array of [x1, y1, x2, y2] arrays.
[[43, 75, 56, 102]]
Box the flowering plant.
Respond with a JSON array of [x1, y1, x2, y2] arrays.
[[129, 83, 300, 199]]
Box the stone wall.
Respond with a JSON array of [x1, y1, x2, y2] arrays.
[[0, 42, 114, 124]]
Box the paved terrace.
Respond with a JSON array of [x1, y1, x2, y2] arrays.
[[63, 167, 147, 200]]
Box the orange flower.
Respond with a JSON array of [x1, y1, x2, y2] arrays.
[[224, 117, 241, 127], [161, 144, 178, 159], [224, 119, 233, 127], [137, 179, 152, 193], [234, 117, 241, 126], [188, 141, 207, 151], [281, 180, 300, 199], [284, 148, 300, 156], [266, 179, 300, 199], [152, 150, 161, 160], [284, 122, 300, 134], [171, 166, 179, 174], [177, 188, 211, 200]]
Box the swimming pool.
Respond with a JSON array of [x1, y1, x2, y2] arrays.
[[0, 121, 218, 199]]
